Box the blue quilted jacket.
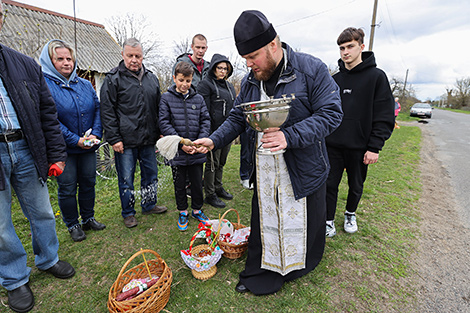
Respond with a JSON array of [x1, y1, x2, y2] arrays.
[[39, 41, 102, 154], [159, 85, 210, 166]]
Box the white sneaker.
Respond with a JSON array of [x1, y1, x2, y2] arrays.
[[326, 223, 336, 237], [240, 179, 253, 190], [344, 214, 358, 233]]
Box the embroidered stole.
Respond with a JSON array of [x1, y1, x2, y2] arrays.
[[256, 88, 307, 276]]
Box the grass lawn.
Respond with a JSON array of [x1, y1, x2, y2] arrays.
[[0, 125, 422, 313]]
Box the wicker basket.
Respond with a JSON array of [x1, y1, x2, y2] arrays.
[[180, 228, 223, 281], [217, 209, 249, 259], [107, 249, 172, 313], [190, 244, 218, 280]]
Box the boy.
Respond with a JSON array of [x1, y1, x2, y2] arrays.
[[325, 27, 395, 237], [159, 62, 211, 231]]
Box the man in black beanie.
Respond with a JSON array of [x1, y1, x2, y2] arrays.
[[194, 10, 343, 295]]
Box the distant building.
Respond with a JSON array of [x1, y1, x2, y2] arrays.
[[0, 0, 122, 95]]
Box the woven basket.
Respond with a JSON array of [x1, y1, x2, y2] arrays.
[[181, 228, 222, 280], [217, 209, 249, 259], [107, 249, 172, 313], [190, 244, 218, 280]]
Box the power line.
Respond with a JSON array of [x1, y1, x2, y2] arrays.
[[211, 0, 358, 43], [382, 0, 408, 70], [276, 0, 358, 27]]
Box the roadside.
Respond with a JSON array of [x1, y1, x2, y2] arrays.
[[409, 121, 470, 312]]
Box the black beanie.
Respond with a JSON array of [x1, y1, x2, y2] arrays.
[[234, 10, 277, 55]]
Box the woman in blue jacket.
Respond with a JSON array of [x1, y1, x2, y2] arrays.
[[40, 40, 105, 242]]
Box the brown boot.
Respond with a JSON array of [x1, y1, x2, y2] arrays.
[[123, 215, 138, 228]]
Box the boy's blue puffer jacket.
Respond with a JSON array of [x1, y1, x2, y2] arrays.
[[159, 85, 210, 166]]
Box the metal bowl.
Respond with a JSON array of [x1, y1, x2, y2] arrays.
[[244, 105, 290, 132], [237, 94, 294, 132]]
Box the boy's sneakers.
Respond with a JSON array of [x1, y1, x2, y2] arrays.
[[326, 222, 336, 237], [344, 213, 358, 233], [191, 210, 209, 222], [178, 212, 188, 231]]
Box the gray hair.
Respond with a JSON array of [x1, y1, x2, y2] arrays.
[[48, 40, 76, 63], [122, 38, 142, 50]]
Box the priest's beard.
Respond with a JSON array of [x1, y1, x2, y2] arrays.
[[253, 48, 277, 82]]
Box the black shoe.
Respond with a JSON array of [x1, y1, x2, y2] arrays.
[[68, 225, 86, 242], [235, 281, 249, 293], [204, 194, 226, 208], [42, 260, 75, 279], [216, 187, 233, 200], [8, 283, 34, 313], [82, 217, 106, 231]]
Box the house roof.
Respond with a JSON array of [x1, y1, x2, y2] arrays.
[[0, 0, 122, 73]]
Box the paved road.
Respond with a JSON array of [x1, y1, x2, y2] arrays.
[[422, 108, 470, 225]]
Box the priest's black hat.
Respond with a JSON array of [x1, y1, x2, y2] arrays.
[[234, 10, 277, 55]]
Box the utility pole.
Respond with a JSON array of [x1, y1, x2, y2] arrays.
[[402, 69, 409, 99], [369, 0, 378, 51]]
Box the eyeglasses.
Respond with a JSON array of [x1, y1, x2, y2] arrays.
[[216, 66, 228, 71]]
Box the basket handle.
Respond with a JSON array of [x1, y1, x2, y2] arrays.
[[188, 228, 213, 253], [219, 208, 241, 226], [115, 249, 161, 282]]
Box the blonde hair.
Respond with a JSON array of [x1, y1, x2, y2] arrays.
[[48, 40, 76, 64]]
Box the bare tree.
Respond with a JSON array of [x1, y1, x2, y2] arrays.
[[105, 13, 161, 65], [172, 37, 192, 59], [224, 52, 247, 95], [452, 77, 470, 109], [390, 77, 404, 95], [149, 57, 174, 92], [444, 87, 454, 108], [389, 76, 417, 111]]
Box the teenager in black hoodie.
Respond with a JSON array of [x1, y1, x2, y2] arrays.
[[325, 27, 395, 237]]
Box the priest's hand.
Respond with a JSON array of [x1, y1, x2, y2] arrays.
[[261, 128, 287, 152]]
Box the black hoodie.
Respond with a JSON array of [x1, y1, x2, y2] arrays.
[[197, 54, 236, 132], [326, 51, 394, 153]]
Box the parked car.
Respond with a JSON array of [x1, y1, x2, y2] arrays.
[[410, 103, 432, 118]]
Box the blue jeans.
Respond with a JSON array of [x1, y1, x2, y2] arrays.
[[114, 145, 158, 218], [57, 152, 96, 229], [0, 139, 59, 290]]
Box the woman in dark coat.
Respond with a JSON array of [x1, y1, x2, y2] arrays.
[[197, 54, 236, 208]]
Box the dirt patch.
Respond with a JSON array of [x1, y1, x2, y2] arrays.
[[410, 123, 470, 312]]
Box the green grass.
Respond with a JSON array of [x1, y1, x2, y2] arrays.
[[439, 107, 470, 114], [1, 126, 422, 312]]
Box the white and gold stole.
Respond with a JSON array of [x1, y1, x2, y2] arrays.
[[256, 87, 307, 276]]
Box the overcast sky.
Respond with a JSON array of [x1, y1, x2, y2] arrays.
[[23, 0, 470, 100]]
